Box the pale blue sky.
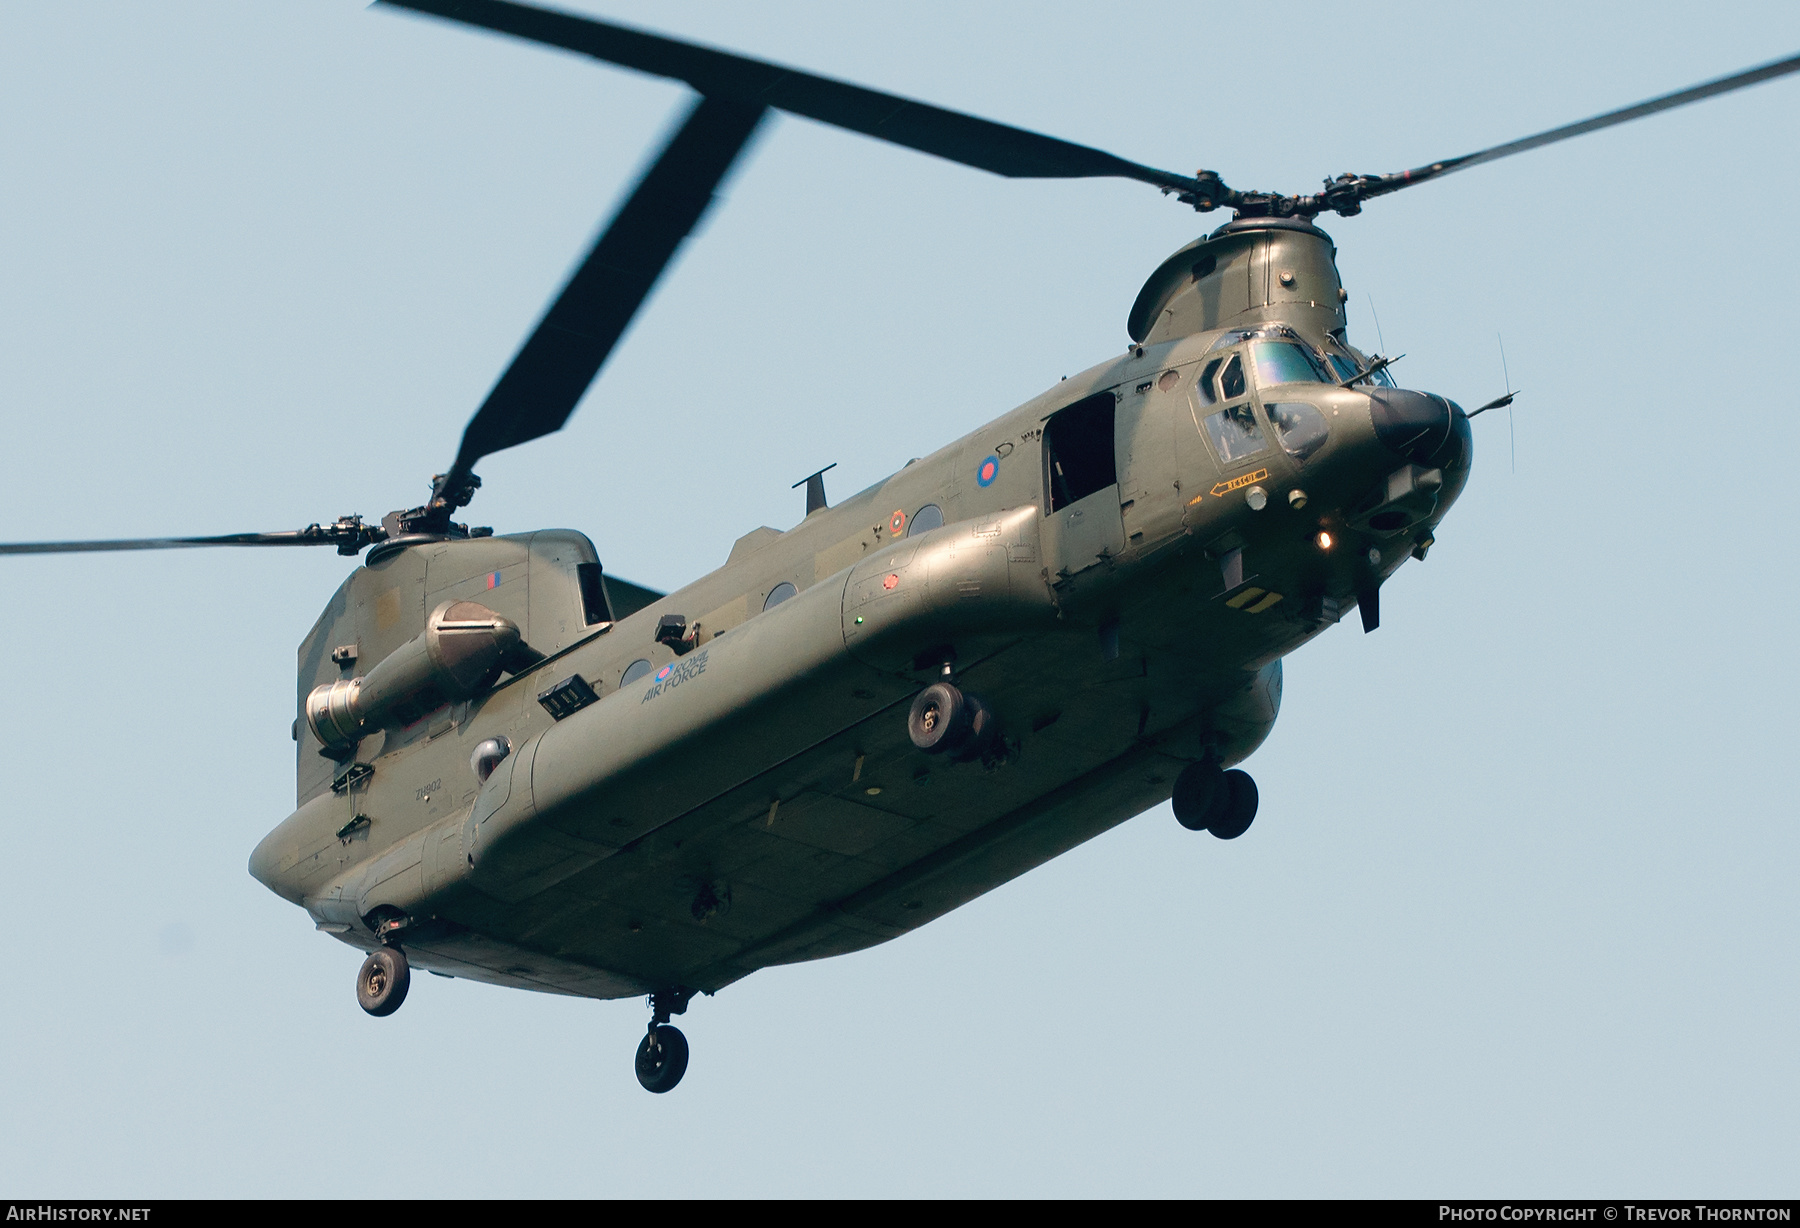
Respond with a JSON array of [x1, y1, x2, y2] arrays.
[[1, 0, 1795, 1196]]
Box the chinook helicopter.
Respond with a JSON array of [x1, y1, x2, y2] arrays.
[[6, 1, 1798, 1095]]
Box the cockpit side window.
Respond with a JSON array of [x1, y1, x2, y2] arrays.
[[1197, 350, 1262, 462], [1196, 358, 1222, 406], [1219, 353, 1246, 400], [1203, 403, 1266, 463]]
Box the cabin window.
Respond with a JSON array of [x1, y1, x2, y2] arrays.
[[1252, 341, 1329, 387], [908, 504, 944, 536], [1043, 392, 1117, 512], [1267, 402, 1330, 461], [1203, 403, 1267, 463], [621, 659, 652, 686], [763, 582, 797, 611]]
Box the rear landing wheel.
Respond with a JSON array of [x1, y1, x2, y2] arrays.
[[635, 1023, 689, 1093], [357, 946, 410, 1017], [909, 682, 971, 754]]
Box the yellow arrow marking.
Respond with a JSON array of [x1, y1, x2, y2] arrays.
[[1209, 468, 1269, 498]]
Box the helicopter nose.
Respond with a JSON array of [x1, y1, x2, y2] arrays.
[[1368, 388, 1468, 469]]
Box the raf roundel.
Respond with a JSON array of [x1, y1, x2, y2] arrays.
[[654, 664, 674, 683], [976, 455, 1000, 487]]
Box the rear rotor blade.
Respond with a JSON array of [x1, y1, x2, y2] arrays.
[[1351, 50, 1800, 205], [1, 531, 349, 555], [444, 92, 767, 482], [1, 514, 385, 557], [379, 0, 1203, 196]]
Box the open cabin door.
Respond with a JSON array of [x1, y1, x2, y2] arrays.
[[1041, 391, 1123, 581]]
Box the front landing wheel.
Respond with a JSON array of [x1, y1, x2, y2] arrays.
[[357, 946, 410, 1017], [1208, 769, 1259, 840], [636, 1023, 690, 1093]]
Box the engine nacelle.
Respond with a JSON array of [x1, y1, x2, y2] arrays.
[[304, 600, 521, 750]]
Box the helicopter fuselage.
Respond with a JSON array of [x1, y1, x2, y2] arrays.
[[250, 218, 1472, 1001]]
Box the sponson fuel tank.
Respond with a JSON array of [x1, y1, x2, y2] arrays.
[[463, 505, 1055, 898], [305, 600, 523, 750]]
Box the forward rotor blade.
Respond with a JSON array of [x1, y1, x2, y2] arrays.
[[379, 0, 1203, 195], [445, 93, 766, 480], [1359, 50, 1800, 202], [0, 531, 341, 555]]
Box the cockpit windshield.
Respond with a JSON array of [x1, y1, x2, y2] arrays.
[[1207, 326, 1333, 387], [1252, 341, 1330, 387]]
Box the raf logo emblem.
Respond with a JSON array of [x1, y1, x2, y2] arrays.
[[640, 649, 710, 703]]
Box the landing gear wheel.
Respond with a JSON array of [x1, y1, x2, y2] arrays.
[[357, 946, 410, 1017], [635, 1023, 689, 1093], [1171, 761, 1224, 831], [1208, 769, 1259, 840], [909, 682, 972, 754]]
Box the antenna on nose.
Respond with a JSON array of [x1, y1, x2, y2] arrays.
[[1467, 335, 1521, 473], [1367, 293, 1387, 355], [1501, 335, 1516, 473]]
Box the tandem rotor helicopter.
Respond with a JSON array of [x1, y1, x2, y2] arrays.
[[6, 1, 1797, 1094]]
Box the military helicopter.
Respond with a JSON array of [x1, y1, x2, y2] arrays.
[[6, 0, 1797, 1096]]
